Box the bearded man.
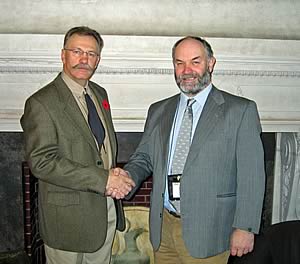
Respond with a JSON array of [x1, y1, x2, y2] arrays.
[[115, 36, 266, 264]]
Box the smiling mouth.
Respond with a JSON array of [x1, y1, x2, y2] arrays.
[[181, 77, 198, 84], [180, 73, 198, 82], [182, 77, 196, 82]]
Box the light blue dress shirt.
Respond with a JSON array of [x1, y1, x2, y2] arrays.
[[164, 84, 212, 212]]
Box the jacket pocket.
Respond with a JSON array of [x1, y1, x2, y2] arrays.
[[216, 192, 236, 198]]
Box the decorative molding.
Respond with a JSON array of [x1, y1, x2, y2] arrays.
[[1, 65, 300, 78], [216, 70, 300, 78], [1, 35, 299, 132], [272, 132, 300, 223]]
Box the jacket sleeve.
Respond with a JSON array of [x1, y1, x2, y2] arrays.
[[233, 101, 265, 234], [124, 104, 157, 199]]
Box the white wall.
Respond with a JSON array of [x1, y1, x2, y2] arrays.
[[0, 35, 299, 132]]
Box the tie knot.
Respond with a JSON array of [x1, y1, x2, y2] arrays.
[[187, 98, 195, 108]]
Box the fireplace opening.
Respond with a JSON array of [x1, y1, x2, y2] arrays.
[[0, 131, 276, 254]]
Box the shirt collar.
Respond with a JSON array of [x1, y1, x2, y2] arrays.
[[179, 83, 212, 106], [61, 71, 89, 97]]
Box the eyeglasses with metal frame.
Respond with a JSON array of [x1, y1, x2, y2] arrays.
[[64, 48, 99, 59]]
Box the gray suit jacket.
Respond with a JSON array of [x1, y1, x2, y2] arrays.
[[21, 73, 125, 252], [125, 86, 265, 258]]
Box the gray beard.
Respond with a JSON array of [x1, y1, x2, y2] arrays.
[[176, 70, 211, 95]]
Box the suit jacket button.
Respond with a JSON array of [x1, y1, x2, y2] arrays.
[[160, 213, 162, 218], [247, 227, 252, 232], [97, 161, 102, 166]]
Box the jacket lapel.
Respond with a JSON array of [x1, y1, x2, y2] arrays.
[[54, 75, 98, 151], [186, 86, 225, 166], [90, 83, 117, 159], [159, 95, 180, 167]]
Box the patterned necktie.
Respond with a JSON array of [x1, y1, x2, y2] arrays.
[[84, 92, 105, 147], [171, 98, 196, 174], [170, 98, 195, 213]]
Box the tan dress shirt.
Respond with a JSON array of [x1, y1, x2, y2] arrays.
[[61, 72, 112, 170]]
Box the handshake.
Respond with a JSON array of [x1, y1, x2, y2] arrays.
[[105, 168, 136, 199]]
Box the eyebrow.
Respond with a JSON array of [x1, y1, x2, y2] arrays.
[[175, 56, 201, 62], [191, 56, 201, 61]]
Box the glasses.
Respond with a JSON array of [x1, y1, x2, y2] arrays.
[[64, 48, 99, 59]]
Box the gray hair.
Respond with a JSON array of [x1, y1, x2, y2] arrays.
[[172, 36, 214, 61], [63, 26, 104, 53]]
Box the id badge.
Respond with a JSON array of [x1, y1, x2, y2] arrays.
[[168, 174, 181, 200]]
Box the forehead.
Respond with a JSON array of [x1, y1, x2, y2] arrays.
[[65, 34, 98, 49], [174, 38, 206, 60]]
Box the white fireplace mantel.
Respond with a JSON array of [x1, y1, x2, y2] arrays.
[[0, 34, 300, 132]]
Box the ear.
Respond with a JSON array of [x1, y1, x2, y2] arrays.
[[95, 56, 101, 69], [208, 56, 216, 73], [61, 49, 66, 64]]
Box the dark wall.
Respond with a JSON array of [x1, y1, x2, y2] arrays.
[[116, 132, 143, 163], [0, 132, 24, 252], [0, 132, 143, 253], [261, 133, 276, 229], [0, 132, 275, 253]]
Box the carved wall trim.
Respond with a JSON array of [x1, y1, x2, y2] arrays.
[[0, 34, 299, 132], [273, 132, 300, 223], [1, 65, 300, 78]]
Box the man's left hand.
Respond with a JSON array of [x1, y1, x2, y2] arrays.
[[230, 228, 254, 257]]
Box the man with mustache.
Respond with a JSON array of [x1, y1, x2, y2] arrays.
[[21, 26, 135, 264], [117, 36, 265, 263]]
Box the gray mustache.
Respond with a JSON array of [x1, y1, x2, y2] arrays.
[[73, 64, 93, 70]]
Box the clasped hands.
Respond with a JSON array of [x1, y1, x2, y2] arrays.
[[105, 167, 135, 199]]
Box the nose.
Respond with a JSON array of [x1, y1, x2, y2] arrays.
[[79, 53, 88, 62], [182, 64, 193, 74]]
